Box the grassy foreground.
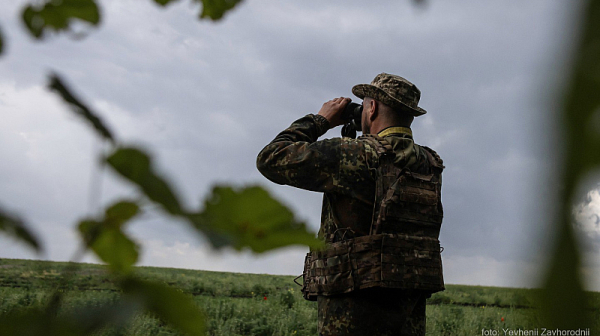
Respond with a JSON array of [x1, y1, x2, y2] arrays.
[[1, 258, 598, 335]]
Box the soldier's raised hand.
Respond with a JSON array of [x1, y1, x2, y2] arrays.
[[317, 97, 350, 128]]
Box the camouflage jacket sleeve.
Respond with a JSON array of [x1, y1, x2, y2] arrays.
[[257, 114, 379, 201]]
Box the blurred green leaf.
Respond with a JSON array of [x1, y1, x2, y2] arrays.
[[78, 201, 140, 274], [0, 25, 4, 56], [152, 0, 179, 6], [560, 1, 600, 190], [152, 0, 242, 20], [120, 277, 205, 336], [105, 200, 140, 223], [0, 307, 78, 336], [22, 0, 100, 39], [0, 299, 141, 336], [541, 224, 590, 329], [0, 207, 42, 253], [106, 147, 183, 215], [48, 73, 115, 144], [541, 0, 600, 331], [195, 0, 243, 20], [189, 185, 322, 253]]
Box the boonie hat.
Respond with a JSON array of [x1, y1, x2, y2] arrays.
[[352, 73, 427, 116]]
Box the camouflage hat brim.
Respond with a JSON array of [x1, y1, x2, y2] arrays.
[[352, 84, 427, 116]]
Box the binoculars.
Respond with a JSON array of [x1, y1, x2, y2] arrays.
[[341, 101, 363, 138]]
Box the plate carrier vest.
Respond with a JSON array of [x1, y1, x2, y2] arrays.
[[300, 134, 445, 301]]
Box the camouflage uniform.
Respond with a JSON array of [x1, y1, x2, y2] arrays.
[[257, 73, 444, 336]]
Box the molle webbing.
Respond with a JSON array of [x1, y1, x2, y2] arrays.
[[375, 169, 443, 236], [302, 233, 444, 300]]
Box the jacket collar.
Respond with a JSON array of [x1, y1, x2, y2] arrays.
[[377, 126, 412, 138]]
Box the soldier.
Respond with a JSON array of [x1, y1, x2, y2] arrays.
[[257, 73, 445, 336]]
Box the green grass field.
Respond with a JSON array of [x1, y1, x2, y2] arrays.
[[1, 258, 598, 335]]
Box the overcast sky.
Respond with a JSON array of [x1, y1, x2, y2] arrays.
[[1, 0, 599, 290]]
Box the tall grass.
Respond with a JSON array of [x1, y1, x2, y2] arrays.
[[1, 258, 598, 335]]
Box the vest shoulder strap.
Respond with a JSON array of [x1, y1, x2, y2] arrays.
[[421, 146, 445, 170]]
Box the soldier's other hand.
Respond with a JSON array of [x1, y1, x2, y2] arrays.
[[318, 97, 350, 128]]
